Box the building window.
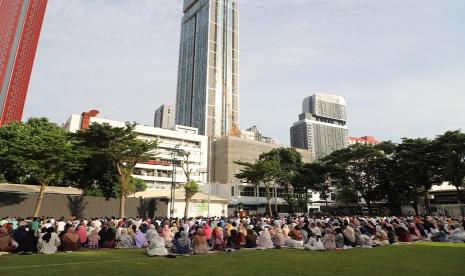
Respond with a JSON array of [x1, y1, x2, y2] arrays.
[[240, 186, 255, 197], [231, 186, 235, 196], [330, 193, 336, 201]]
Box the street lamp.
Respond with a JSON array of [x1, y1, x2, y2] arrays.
[[170, 144, 181, 218]]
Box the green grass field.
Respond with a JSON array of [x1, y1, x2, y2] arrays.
[[1, 242, 464, 276]]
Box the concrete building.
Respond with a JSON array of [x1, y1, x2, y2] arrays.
[[242, 126, 279, 145], [209, 136, 312, 215], [175, 0, 239, 138], [154, 104, 175, 129], [0, 0, 48, 126], [64, 111, 209, 191], [290, 94, 349, 161], [349, 136, 380, 145]]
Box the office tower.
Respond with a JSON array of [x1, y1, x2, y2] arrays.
[[154, 104, 175, 129], [175, 0, 239, 138], [290, 94, 348, 160], [0, 0, 48, 126]]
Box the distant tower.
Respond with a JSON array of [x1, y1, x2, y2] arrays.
[[154, 104, 175, 129], [290, 94, 348, 160], [175, 0, 239, 138], [0, 0, 48, 126]]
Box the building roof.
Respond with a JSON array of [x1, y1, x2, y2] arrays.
[[129, 189, 228, 203], [430, 182, 458, 193], [0, 183, 83, 195]]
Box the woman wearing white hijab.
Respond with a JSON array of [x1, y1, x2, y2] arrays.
[[373, 226, 389, 246], [256, 228, 273, 249], [147, 231, 169, 256]]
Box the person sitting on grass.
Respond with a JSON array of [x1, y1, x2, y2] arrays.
[[135, 225, 149, 248], [212, 225, 225, 251], [15, 229, 37, 254], [60, 227, 79, 252], [335, 227, 344, 249], [431, 224, 449, 242], [244, 229, 257, 248], [355, 228, 372, 248], [38, 227, 60, 254], [172, 231, 191, 255], [273, 225, 286, 247], [99, 225, 116, 248], [322, 228, 336, 250], [147, 230, 169, 256], [0, 226, 16, 252], [305, 232, 325, 251], [162, 224, 173, 248], [286, 225, 304, 248], [193, 228, 209, 254], [116, 229, 134, 248], [227, 229, 241, 250], [343, 224, 356, 247], [449, 223, 465, 243], [256, 227, 273, 249], [76, 222, 87, 248], [395, 223, 411, 243], [87, 229, 100, 249], [373, 225, 389, 246]]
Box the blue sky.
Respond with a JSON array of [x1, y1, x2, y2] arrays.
[[25, 0, 465, 144]]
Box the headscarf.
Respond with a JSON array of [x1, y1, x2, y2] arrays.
[[42, 227, 55, 243], [177, 231, 190, 247], [0, 226, 11, 250]]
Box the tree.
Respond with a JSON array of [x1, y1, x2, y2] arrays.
[[335, 186, 359, 210], [183, 180, 200, 218], [259, 148, 303, 215], [74, 123, 157, 218], [179, 150, 200, 218], [235, 159, 278, 216], [132, 177, 147, 193], [394, 138, 442, 215], [293, 162, 329, 214], [322, 143, 387, 215], [435, 130, 465, 211], [0, 118, 85, 216]]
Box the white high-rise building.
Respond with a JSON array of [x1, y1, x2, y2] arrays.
[[290, 94, 349, 160], [64, 111, 209, 190], [175, 0, 239, 138]]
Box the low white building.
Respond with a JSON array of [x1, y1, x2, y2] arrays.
[[64, 110, 209, 191], [129, 189, 228, 218]]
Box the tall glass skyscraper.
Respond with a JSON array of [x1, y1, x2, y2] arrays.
[[176, 0, 239, 138]]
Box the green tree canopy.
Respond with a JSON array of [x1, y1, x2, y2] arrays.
[[0, 118, 86, 216]]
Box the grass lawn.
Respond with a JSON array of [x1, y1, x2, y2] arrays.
[[1, 242, 464, 276]]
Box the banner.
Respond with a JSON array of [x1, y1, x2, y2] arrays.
[[190, 202, 208, 212]]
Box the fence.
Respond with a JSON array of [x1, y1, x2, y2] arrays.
[[0, 192, 168, 218]]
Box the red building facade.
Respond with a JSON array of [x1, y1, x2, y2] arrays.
[[0, 0, 47, 126]]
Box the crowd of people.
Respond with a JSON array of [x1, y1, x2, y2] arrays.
[[1, 215, 464, 256]]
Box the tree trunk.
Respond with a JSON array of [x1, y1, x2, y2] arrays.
[[455, 186, 465, 216], [267, 197, 272, 217], [366, 200, 372, 216], [33, 182, 47, 217], [305, 189, 309, 216], [424, 191, 431, 215], [184, 198, 189, 218], [412, 203, 419, 216], [119, 195, 125, 218]]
